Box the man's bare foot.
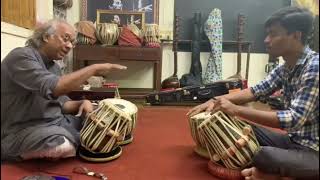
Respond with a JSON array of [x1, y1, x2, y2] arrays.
[[241, 167, 294, 180]]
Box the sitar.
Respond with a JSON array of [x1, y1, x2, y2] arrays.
[[228, 14, 245, 79], [161, 13, 181, 89]]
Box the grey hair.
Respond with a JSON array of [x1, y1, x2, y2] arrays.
[[25, 18, 70, 48]]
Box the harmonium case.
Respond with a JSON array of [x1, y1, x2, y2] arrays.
[[146, 79, 243, 105]]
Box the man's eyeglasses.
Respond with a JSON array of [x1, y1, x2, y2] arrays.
[[56, 34, 77, 48]]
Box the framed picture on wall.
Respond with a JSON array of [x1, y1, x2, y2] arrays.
[[81, 0, 159, 24], [97, 9, 145, 29]]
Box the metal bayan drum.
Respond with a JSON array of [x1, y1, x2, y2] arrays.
[[96, 23, 120, 45], [189, 112, 212, 159], [101, 98, 138, 145], [144, 24, 160, 43], [198, 111, 260, 169], [79, 99, 131, 162]]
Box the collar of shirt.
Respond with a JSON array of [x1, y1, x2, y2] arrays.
[[296, 46, 313, 66], [38, 50, 55, 69], [284, 46, 313, 74]]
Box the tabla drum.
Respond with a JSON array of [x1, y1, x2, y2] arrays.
[[79, 99, 131, 162], [96, 23, 120, 46], [144, 24, 160, 43], [127, 23, 143, 38], [76, 33, 91, 45], [198, 111, 260, 169], [189, 112, 212, 159], [101, 98, 138, 145]]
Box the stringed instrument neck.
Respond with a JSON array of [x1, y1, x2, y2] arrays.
[[236, 14, 245, 76], [173, 13, 180, 76]]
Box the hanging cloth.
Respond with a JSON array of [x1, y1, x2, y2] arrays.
[[203, 8, 223, 84]]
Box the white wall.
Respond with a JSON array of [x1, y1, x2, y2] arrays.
[[1, 0, 270, 88], [161, 46, 270, 87], [1, 22, 32, 61], [1, 0, 53, 61]]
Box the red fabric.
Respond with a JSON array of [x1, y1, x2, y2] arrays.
[[118, 26, 143, 47], [1, 107, 221, 180], [103, 82, 119, 88]]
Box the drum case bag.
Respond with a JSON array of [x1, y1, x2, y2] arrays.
[[146, 80, 242, 105]]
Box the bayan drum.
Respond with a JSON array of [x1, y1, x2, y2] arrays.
[[189, 112, 212, 159], [198, 111, 260, 169], [96, 23, 120, 46], [79, 99, 131, 162], [101, 98, 138, 145]]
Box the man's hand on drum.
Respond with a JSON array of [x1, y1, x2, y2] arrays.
[[187, 97, 239, 117], [211, 97, 239, 117], [95, 63, 127, 77], [76, 100, 94, 117], [187, 98, 216, 117]]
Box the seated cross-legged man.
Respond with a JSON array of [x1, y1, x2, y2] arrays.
[[187, 6, 319, 180], [1, 19, 127, 161]]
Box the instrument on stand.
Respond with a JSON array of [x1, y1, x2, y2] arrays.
[[161, 13, 181, 89], [180, 12, 203, 87], [228, 14, 246, 79]]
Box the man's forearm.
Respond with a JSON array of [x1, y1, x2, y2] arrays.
[[217, 88, 256, 105], [236, 105, 280, 128], [53, 65, 98, 97]]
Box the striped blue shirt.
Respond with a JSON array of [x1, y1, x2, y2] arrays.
[[251, 46, 319, 151]]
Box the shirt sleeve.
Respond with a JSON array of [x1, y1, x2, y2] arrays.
[[250, 65, 283, 101], [6, 48, 59, 100], [277, 57, 319, 131], [57, 95, 72, 107]]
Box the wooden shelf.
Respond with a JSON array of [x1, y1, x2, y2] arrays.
[[68, 87, 155, 100], [72, 45, 162, 99]]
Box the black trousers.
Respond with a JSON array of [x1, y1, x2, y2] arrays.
[[251, 125, 319, 179]]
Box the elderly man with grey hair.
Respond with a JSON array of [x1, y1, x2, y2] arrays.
[[1, 19, 127, 161]]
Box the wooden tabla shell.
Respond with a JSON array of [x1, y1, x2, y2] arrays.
[[189, 112, 212, 159], [77, 33, 91, 45], [198, 111, 260, 169], [100, 98, 138, 144], [144, 24, 160, 43], [80, 100, 131, 154]]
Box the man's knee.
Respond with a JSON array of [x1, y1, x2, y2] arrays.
[[21, 136, 76, 160], [252, 146, 319, 178]]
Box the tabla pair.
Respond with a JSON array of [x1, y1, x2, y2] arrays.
[[78, 98, 138, 162], [189, 111, 261, 179]]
